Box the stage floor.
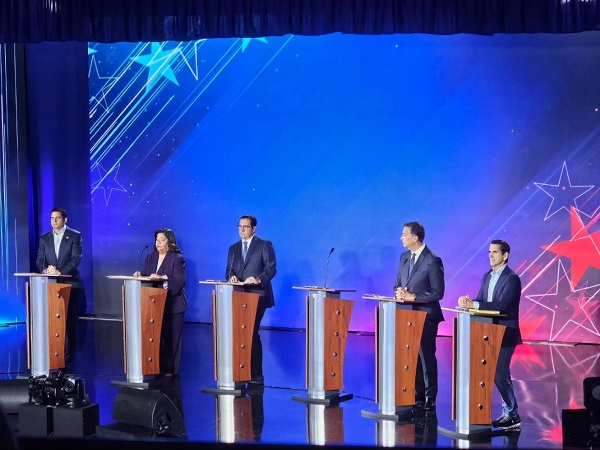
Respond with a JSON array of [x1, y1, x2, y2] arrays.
[[0, 319, 598, 448]]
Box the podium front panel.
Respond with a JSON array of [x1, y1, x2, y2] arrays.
[[29, 276, 49, 376], [47, 283, 71, 370]]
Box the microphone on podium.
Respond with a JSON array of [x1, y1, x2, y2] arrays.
[[227, 251, 235, 282], [137, 245, 149, 273], [323, 247, 335, 288]]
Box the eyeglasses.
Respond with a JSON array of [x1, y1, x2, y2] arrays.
[[238, 225, 252, 230]]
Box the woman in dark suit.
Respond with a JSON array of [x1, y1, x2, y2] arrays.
[[134, 228, 187, 376]]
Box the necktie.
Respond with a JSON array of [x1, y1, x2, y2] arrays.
[[408, 252, 416, 276], [243, 241, 248, 262]]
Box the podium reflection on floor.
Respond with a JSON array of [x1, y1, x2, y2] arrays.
[[214, 385, 264, 443], [376, 416, 438, 447], [306, 404, 345, 445]]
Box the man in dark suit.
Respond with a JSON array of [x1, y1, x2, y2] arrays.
[[226, 215, 276, 385], [458, 239, 522, 430], [394, 221, 445, 413], [35, 208, 83, 365]]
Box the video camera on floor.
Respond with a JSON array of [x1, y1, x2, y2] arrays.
[[28, 371, 89, 408]]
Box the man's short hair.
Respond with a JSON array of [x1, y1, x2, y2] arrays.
[[404, 221, 425, 243], [51, 208, 67, 219], [240, 215, 257, 227], [491, 239, 510, 261]]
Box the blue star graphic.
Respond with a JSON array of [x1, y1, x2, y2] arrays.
[[130, 43, 180, 93], [92, 164, 127, 206], [241, 37, 268, 53], [88, 55, 119, 118], [534, 161, 593, 220]]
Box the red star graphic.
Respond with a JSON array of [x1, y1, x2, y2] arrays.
[[542, 207, 600, 287]]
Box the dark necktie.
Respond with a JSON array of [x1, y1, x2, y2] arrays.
[[243, 241, 248, 262], [408, 252, 416, 276]]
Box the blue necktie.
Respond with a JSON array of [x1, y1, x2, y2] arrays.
[[408, 252, 416, 276], [243, 241, 248, 262]]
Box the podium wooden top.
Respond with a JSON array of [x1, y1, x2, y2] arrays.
[[362, 294, 427, 304], [199, 280, 245, 286], [292, 286, 356, 293], [107, 275, 164, 282], [14, 273, 72, 278], [442, 306, 507, 318]]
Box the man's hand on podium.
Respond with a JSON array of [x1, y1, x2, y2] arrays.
[[228, 275, 238, 283], [44, 265, 61, 276], [243, 277, 260, 285], [133, 271, 141, 277], [458, 295, 473, 309], [149, 273, 167, 280], [395, 287, 416, 301]]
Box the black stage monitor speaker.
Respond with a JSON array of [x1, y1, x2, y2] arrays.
[[0, 379, 30, 414], [112, 387, 185, 438], [584, 377, 600, 412]]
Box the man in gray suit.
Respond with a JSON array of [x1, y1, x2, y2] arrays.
[[394, 221, 445, 414], [226, 215, 276, 385], [36, 208, 83, 365]]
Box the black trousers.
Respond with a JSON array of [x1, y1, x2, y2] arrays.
[[251, 305, 268, 381], [63, 279, 84, 364], [160, 311, 185, 375], [416, 318, 440, 401]]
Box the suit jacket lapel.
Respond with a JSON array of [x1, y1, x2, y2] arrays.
[[406, 246, 427, 284], [491, 269, 509, 302], [482, 271, 492, 302], [243, 237, 258, 268]]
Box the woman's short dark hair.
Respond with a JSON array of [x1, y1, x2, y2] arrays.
[[154, 228, 182, 253]]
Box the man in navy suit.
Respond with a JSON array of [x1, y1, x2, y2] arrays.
[[36, 208, 83, 365], [226, 215, 276, 385], [458, 239, 522, 430], [394, 221, 445, 414]]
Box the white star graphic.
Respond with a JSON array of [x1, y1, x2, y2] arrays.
[[88, 54, 119, 118], [92, 164, 127, 206], [534, 161, 594, 220]]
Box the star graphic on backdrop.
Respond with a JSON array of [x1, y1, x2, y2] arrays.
[[241, 37, 268, 52], [542, 206, 600, 286], [130, 43, 180, 92], [88, 47, 97, 55], [88, 55, 119, 117], [526, 258, 600, 341], [534, 161, 593, 220], [92, 164, 127, 206]]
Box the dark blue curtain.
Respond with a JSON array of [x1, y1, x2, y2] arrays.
[[1, 0, 600, 43]]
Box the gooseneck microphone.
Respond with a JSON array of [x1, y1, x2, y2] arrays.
[[137, 245, 149, 274], [227, 251, 235, 282], [323, 247, 335, 288]]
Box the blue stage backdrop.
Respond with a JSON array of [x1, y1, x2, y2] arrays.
[[89, 32, 599, 343]]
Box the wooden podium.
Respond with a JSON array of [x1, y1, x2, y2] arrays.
[[439, 307, 506, 438], [200, 281, 259, 396], [14, 273, 72, 376], [107, 276, 168, 388], [292, 286, 355, 405], [360, 294, 427, 420]]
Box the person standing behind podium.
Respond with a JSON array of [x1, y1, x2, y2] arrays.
[[394, 221, 445, 414], [134, 228, 187, 376], [458, 239, 522, 430], [226, 215, 276, 385], [36, 207, 83, 365]]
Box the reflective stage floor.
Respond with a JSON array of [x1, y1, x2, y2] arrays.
[[0, 319, 598, 448]]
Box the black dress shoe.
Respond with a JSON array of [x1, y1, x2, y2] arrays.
[[247, 377, 264, 385], [412, 400, 425, 413], [424, 397, 436, 412]]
